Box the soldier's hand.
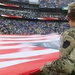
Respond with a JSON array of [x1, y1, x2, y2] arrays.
[[40, 62, 52, 72], [40, 65, 44, 71]]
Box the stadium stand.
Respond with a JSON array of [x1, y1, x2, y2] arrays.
[[0, 18, 69, 35], [0, 0, 75, 8], [0, 8, 66, 20], [10, 0, 28, 3], [0, 0, 75, 35], [39, 0, 75, 8]]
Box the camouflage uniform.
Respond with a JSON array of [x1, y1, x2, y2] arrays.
[[40, 2, 75, 75]]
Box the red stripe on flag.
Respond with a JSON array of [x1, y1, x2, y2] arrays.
[[0, 48, 21, 54], [1, 43, 18, 46], [0, 52, 59, 75]]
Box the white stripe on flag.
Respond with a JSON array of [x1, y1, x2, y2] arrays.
[[0, 49, 58, 59], [0, 38, 60, 44], [0, 58, 41, 68]]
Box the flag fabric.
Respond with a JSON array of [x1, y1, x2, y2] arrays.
[[0, 34, 60, 75]]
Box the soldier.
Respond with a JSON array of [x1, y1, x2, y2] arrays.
[[40, 2, 75, 75]]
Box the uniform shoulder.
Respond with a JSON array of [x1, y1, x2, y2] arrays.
[[63, 27, 75, 39], [64, 27, 75, 34], [63, 29, 70, 35]]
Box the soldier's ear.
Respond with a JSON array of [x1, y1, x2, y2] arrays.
[[66, 15, 70, 22]]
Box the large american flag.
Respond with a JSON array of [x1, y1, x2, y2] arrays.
[[0, 34, 60, 75]]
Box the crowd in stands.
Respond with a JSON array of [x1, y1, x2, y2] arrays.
[[0, 8, 38, 18], [0, 0, 73, 35], [1, 0, 75, 8], [1, 1, 39, 9], [0, 18, 69, 35], [10, 0, 28, 3], [39, 0, 75, 8], [9, 0, 75, 8], [0, 8, 66, 19]]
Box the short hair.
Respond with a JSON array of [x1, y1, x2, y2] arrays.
[[67, 2, 75, 21]]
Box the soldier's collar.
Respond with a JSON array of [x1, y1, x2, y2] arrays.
[[70, 25, 75, 28]]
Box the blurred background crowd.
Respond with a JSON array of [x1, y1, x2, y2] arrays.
[[10, 0, 28, 3], [0, 18, 69, 35], [0, 0, 74, 35], [39, 0, 75, 8], [9, 0, 75, 8], [0, 8, 66, 19]]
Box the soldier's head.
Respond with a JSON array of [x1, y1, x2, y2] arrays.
[[67, 2, 75, 27]]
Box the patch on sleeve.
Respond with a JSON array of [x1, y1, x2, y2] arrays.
[[62, 40, 70, 48]]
